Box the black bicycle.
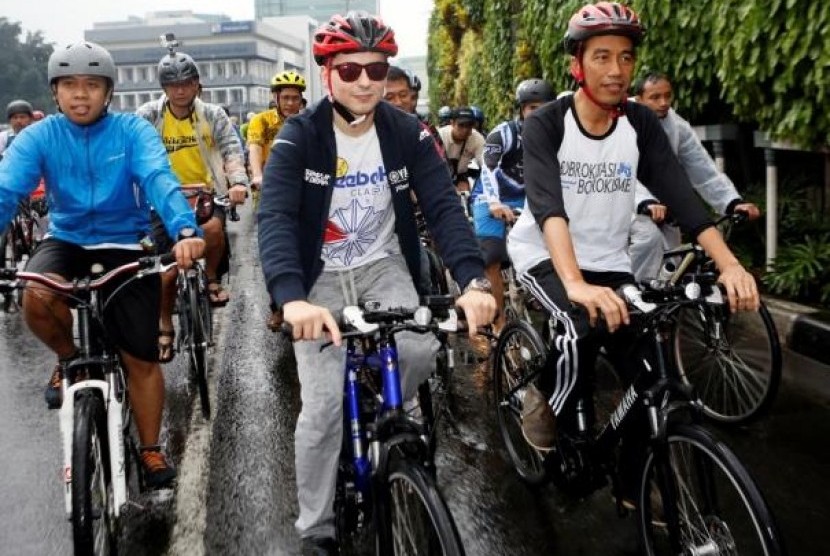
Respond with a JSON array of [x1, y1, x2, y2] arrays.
[[174, 258, 213, 419], [662, 212, 782, 425], [1, 198, 46, 310], [0, 254, 175, 556], [297, 296, 466, 555], [493, 277, 785, 555]]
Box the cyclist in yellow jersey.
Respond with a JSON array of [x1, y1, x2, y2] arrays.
[[247, 70, 306, 190], [136, 46, 249, 362]]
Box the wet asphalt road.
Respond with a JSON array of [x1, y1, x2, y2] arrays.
[[1, 204, 828, 555]]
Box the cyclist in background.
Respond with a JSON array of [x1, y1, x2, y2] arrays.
[[470, 104, 486, 133], [247, 69, 306, 190], [257, 12, 496, 554], [438, 105, 486, 192], [385, 65, 444, 154], [472, 78, 554, 333], [507, 2, 758, 480], [437, 104, 453, 126], [0, 41, 204, 488], [136, 46, 249, 362], [629, 71, 761, 282], [0, 100, 35, 159]]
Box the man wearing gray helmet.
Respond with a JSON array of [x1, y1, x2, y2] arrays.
[[0, 41, 204, 489], [0, 100, 36, 159]]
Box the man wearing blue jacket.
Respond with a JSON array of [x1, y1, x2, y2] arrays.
[[257, 12, 496, 554], [0, 41, 204, 488]]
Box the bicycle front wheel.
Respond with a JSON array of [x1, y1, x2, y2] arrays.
[[379, 458, 464, 556], [188, 274, 210, 419], [492, 319, 548, 484], [638, 423, 785, 556], [674, 302, 782, 425], [72, 391, 117, 556]]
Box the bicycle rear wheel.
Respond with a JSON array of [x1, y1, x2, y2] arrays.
[[638, 423, 784, 556], [72, 390, 118, 555], [187, 274, 210, 419], [492, 320, 548, 484], [378, 458, 464, 556], [674, 302, 782, 425]]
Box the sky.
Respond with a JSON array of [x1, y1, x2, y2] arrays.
[[2, 0, 434, 58]]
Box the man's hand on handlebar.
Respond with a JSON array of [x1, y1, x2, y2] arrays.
[[647, 203, 668, 224], [283, 300, 342, 346], [173, 237, 205, 270], [733, 202, 761, 221], [228, 184, 248, 205], [489, 202, 518, 223], [717, 264, 760, 313], [455, 290, 497, 339], [565, 280, 630, 332]]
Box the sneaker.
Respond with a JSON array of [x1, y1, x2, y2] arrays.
[[520, 385, 556, 451], [300, 536, 339, 556], [140, 448, 177, 490], [44, 365, 63, 409]]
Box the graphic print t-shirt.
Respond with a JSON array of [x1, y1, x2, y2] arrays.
[[320, 126, 398, 270], [161, 109, 212, 186]]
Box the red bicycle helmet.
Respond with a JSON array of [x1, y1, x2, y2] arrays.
[[313, 11, 398, 66], [564, 2, 644, 55]]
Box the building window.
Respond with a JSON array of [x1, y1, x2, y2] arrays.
[[215, 62, 226, 78], [137, 67, 148, 82], [120, 67, 134, 84], [214, 89, 228, 104], [111, 95, 122, 111], [230, 88, 243, 104], [122, 94, 136, 110], [198, 63, 210, 79], [230, 61, 243, 77], [138, 93, 151, 105]]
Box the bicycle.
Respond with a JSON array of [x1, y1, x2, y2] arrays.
[[0, 254, 176, 556], [661, 212, 782, 425], [292, 296, 466, 555], [1, 198, 45, 310], [492, 276, 785, 555]]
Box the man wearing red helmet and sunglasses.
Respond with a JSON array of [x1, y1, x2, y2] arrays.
[[507, 1, 759, 501], [257, 11, 496, 554]]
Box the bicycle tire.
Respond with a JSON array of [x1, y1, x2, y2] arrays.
[[378, 457, 465, 556], [637, 423, 785, 556], [674, 301, 782, 425], [188, 274, 210, 419], [72, 390, 118, 556], [492, 319, 548, 485]]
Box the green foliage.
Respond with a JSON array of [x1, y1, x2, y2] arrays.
[[427, 0, 830, 147], [764, 235, 830, 306], [0, 18, 54, 116]]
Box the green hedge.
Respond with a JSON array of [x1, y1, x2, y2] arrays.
[[428, 0, 830, 147]]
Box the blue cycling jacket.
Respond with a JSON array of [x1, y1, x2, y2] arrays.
[[0, 111, 196, 247]]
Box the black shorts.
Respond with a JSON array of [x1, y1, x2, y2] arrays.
[[25, 238, 161, 362], [478, 237, 509, 267]]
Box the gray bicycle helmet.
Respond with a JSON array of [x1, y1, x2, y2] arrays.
[[158, 52, 200, 86], [48, 42, 117, 86], [516, 78, 555, 106], [6, 99, 34, 119]]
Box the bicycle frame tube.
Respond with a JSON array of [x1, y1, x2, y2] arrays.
[[345, 341, 371, 494], [379, 337, 403, 412]]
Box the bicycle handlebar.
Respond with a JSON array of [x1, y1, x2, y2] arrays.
[[619, 276, 724, 317], [0, 253, 177, 294]]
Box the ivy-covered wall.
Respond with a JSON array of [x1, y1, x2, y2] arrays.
[[427, 0, 830, 148]]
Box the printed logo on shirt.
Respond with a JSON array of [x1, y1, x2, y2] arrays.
[[163, 134, 198, 153], [336, 157, 349, 178], [335, 165, 386, 188], [304, 169, 331, 186], [484, 143, 503, 157], [559, 160, 633, 194], [322, 198, 389, 266], [419, 129, 431, 142]]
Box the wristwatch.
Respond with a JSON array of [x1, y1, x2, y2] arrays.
[[463, 277, 492, 294], [177, 227, 197, 241]]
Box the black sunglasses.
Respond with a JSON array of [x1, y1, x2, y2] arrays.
[[331, 61, 390, 83]]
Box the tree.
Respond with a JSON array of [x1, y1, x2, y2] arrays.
[[0, 18, 54, 118]]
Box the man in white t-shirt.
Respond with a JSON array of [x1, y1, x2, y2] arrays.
[[257, 12, 496, 554], [508, 2, 759, 464], [438, 106, 486, 191]]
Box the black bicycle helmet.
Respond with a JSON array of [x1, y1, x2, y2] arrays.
[[158, 52, 200, 86], [6, 99, 34, 119], [516, 79, 555, 106]]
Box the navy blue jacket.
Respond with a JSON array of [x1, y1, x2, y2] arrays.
[[258, 98, 485, 308]]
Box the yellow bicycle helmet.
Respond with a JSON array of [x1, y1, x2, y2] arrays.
[[270, 70, 306, 92]]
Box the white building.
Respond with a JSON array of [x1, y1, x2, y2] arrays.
[[85, 11, 322, 118]]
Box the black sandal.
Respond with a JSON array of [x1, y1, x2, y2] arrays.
[[158, 328, 175, 363]]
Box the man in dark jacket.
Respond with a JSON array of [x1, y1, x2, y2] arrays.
[[257, 12, 496, 555]]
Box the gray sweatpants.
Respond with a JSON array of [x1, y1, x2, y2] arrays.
[[292, 255, 438, 539]]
